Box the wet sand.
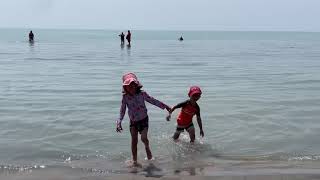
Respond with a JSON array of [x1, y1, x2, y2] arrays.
[[3, 174, 320, 180], [2, 166, 320, 180]]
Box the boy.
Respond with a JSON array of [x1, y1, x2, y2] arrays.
[[168, 86, 204, 143]]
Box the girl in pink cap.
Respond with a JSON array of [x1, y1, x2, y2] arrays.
[[116, 72, 171, 167], [167, 86, 204, 143]]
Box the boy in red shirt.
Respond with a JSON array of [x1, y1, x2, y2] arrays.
[[168, 86, 204, 143]]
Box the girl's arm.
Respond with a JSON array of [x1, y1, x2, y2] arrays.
[[196, 105, 204, 137], [170, 100, 188, 113], [142, 91, 170, 111], [196, 115, 204, 137], [117, 96, 126, 127], [167, 100, 188, 121], [116, 96, 126, 132]]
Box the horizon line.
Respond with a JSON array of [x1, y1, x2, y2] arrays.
[[0, 27, 319, 33]]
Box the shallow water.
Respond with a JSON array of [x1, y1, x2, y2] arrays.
[[1, 29, 320, 176]]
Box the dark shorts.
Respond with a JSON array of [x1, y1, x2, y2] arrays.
[[130, 116, 149, 134], [176, 123, 194, 132]]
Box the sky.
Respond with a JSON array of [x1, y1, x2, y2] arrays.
[[0, 0, 319, 31]]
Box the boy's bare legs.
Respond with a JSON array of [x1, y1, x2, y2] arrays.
[[130, 127, 139, 165], [173, 131, 181, 141], [140, 128, 152, 160], [187, 127, 196, 143]]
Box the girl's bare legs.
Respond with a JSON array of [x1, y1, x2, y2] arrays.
[[187, 127, 196, 143], [140, 128, 152, 160], [130, 127, 139, 164]]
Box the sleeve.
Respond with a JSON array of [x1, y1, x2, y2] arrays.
[[142, 91, 169, 109], [118, 95, 127, 123]]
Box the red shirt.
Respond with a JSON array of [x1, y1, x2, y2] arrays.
[[175, 100, 200, 126]]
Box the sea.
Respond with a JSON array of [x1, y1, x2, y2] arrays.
[[1, 29, 320, 178]]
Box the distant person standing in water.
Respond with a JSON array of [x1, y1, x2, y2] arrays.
[[29, 31, 34, 42], [126, 30, 131, 45], [119, 32, 125, 45]]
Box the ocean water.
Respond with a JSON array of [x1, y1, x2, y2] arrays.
[[1, 29, 320, 177]]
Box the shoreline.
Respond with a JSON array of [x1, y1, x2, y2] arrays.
[[3, 173, 320, 180], [2, 165, 320, 180]]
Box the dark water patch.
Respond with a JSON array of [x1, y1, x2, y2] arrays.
[[163, 62, 209, 66], [23, 57, 76, 61], [21, 89, 107, 94], [281, 79, 320, 85], [0, 52, 23, 55], [277, 98, 320, 107]]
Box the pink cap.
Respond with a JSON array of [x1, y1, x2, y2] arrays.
[[188, 86, 202, 97], [122, 72, 142, 87]]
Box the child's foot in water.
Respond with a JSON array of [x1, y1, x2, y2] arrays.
[[173, 138, 179, 143], [145, 157, 155, 161], [126, 160, 142, 168], [132, 161, 142, 168]]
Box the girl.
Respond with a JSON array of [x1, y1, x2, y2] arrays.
[[116, 73, 171, 166], [167, 86, 204, 143]]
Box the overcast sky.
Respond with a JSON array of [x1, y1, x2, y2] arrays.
[[0, 0, 319, 31]]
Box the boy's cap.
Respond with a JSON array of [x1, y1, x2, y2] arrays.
[[188, 86, 202, 97], [122, 73, 142, 87]]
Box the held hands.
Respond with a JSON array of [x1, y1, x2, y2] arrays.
[[166, 113, 171, 121], [116, 121, 123, 132], [200, 129, 204, 137], [165, 106, 172, 121], [165, 106, 172, 113], [168, 107, 175, 114]]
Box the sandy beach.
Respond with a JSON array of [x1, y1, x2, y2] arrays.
[[3, 173, 320, 180], [2, 164, 320, 180]]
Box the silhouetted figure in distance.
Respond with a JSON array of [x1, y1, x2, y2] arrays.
[[29, 31, 34, 42], [126, 30, 131, 45], [119, 32, 125, 45]]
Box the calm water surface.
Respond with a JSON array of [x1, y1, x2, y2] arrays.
[[1, 29, 320, 177]]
